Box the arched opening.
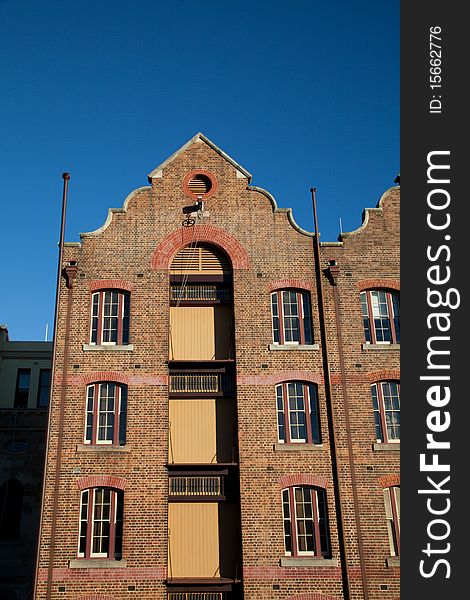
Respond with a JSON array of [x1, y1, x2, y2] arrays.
[[167, 242, 241, 588]]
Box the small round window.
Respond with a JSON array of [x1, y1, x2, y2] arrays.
[[183, 170, 218, 199]]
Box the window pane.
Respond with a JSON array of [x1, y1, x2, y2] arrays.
[[301, 293, 313, 344], [271, 293, 280, 343], [276, 386, 286, 442], [287, 383, 306, 441], [308, 385, 321, 444], [360, 292, 372, 342], [14, 369, 31, 408], [282, 489, 292, 554], [282, 291, 300, 342], [37, 369, 51, 408], [91, 293, 99, 343]]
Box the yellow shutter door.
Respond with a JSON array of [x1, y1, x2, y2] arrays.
[[168, 503, 220, 577], [169, 399, 217, 464]]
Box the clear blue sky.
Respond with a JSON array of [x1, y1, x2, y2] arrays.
[[0, 0, 399, 341]]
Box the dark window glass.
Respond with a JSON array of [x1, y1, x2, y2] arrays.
[[37, 369, 51, 407], [14, 369, 30, 408]]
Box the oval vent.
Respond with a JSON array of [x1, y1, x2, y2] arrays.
[[170, 243, 231, 274]]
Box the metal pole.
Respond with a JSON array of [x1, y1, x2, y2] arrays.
[[32, 173, 70, 600], [310, 187, 352, 600]]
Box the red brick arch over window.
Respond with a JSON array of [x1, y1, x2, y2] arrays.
[[278, 473, 329, 490], [89, 280, 134, 292], [366, 369, 400, 384], [379, 474, 400, 488], [268, 279, 315, 293], [358, 279, 400, 292], [151, 225, 250, 270], [76, 475, 128, 491], [287, 595, 342, 600], [78, 596, 118, 600], [237, 371, 323, 386], [77, 371, 131, 386]]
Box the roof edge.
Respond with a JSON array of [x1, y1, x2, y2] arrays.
[[339, 185, 399, 241], [79, 186, 151, 240], [147, 132, 252, 182], [247, 186, 314, 237]]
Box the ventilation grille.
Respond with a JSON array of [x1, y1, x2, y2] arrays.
[[188, 174, 212, 195], [170, 244, 231, 274]]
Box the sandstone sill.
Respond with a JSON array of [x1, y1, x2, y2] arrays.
[[274, 443, 323, 452], [280, 557, 338, 567], [373, 442, 400, 452], [361, 343, 400, 351], [69, 559, 127, 569], [268, 344, 320, 351], [82, 344, 134, 351], [76, 444, 129, 453]]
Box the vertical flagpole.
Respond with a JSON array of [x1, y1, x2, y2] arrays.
[[32, 172, 70, 600]]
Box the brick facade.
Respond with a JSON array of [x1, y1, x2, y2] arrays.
[[34, 133, 399, 599]]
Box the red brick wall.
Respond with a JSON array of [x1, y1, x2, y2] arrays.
[[35, 136, 399, 599]]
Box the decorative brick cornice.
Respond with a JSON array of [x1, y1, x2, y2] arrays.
[[151, 225, 250, 270], [367, 369, 400, 384], [238, 372, 322, 386], [76, 475, 128, 491], [89, 280, 134, 292], [268, 279, 314, 293], [278, 473, 329, 490], [379, 474, 400, 488], [358, 279, 400, 292]]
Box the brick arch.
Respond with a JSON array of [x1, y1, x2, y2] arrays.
[[89, 280, 134, 292], [367, 370, 400, 384], [77, 596, 118, 600], [278, 473, 329, 490], [287, 595, 342, 600], [79, 371, 131, 386], [358, 278, 400, 292], [268, 279, 315, 293], [151, 225, 250, 270], [379, 474, 400, 488], [76, 475, 128, 491], [271, 371, 322, 386]]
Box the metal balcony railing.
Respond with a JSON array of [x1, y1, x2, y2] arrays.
[[171, 285, 231, 302], [169, 476, 223, 497], [169, 373, 234, 395]]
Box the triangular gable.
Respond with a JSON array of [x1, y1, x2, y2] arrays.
[[147, 132, 252, 182]]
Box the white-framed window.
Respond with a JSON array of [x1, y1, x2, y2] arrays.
[[90, 290, 130, 345], [281, 486, 330, 557], [276, 382, 321, 444], [360, 290, 399, 344], [271, 290, 313, 345], [371, 381, 400, 443], [384, 486, 400, 556], [85, 383, 127, 446], [78, 487, 124, 559]]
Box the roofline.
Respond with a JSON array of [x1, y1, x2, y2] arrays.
[[147, 132, 252, 182], [339, 184, 399, 241]]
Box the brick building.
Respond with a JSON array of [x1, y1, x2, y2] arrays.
[[0, 325, 52, 600], [34, 133, 399, 600]]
